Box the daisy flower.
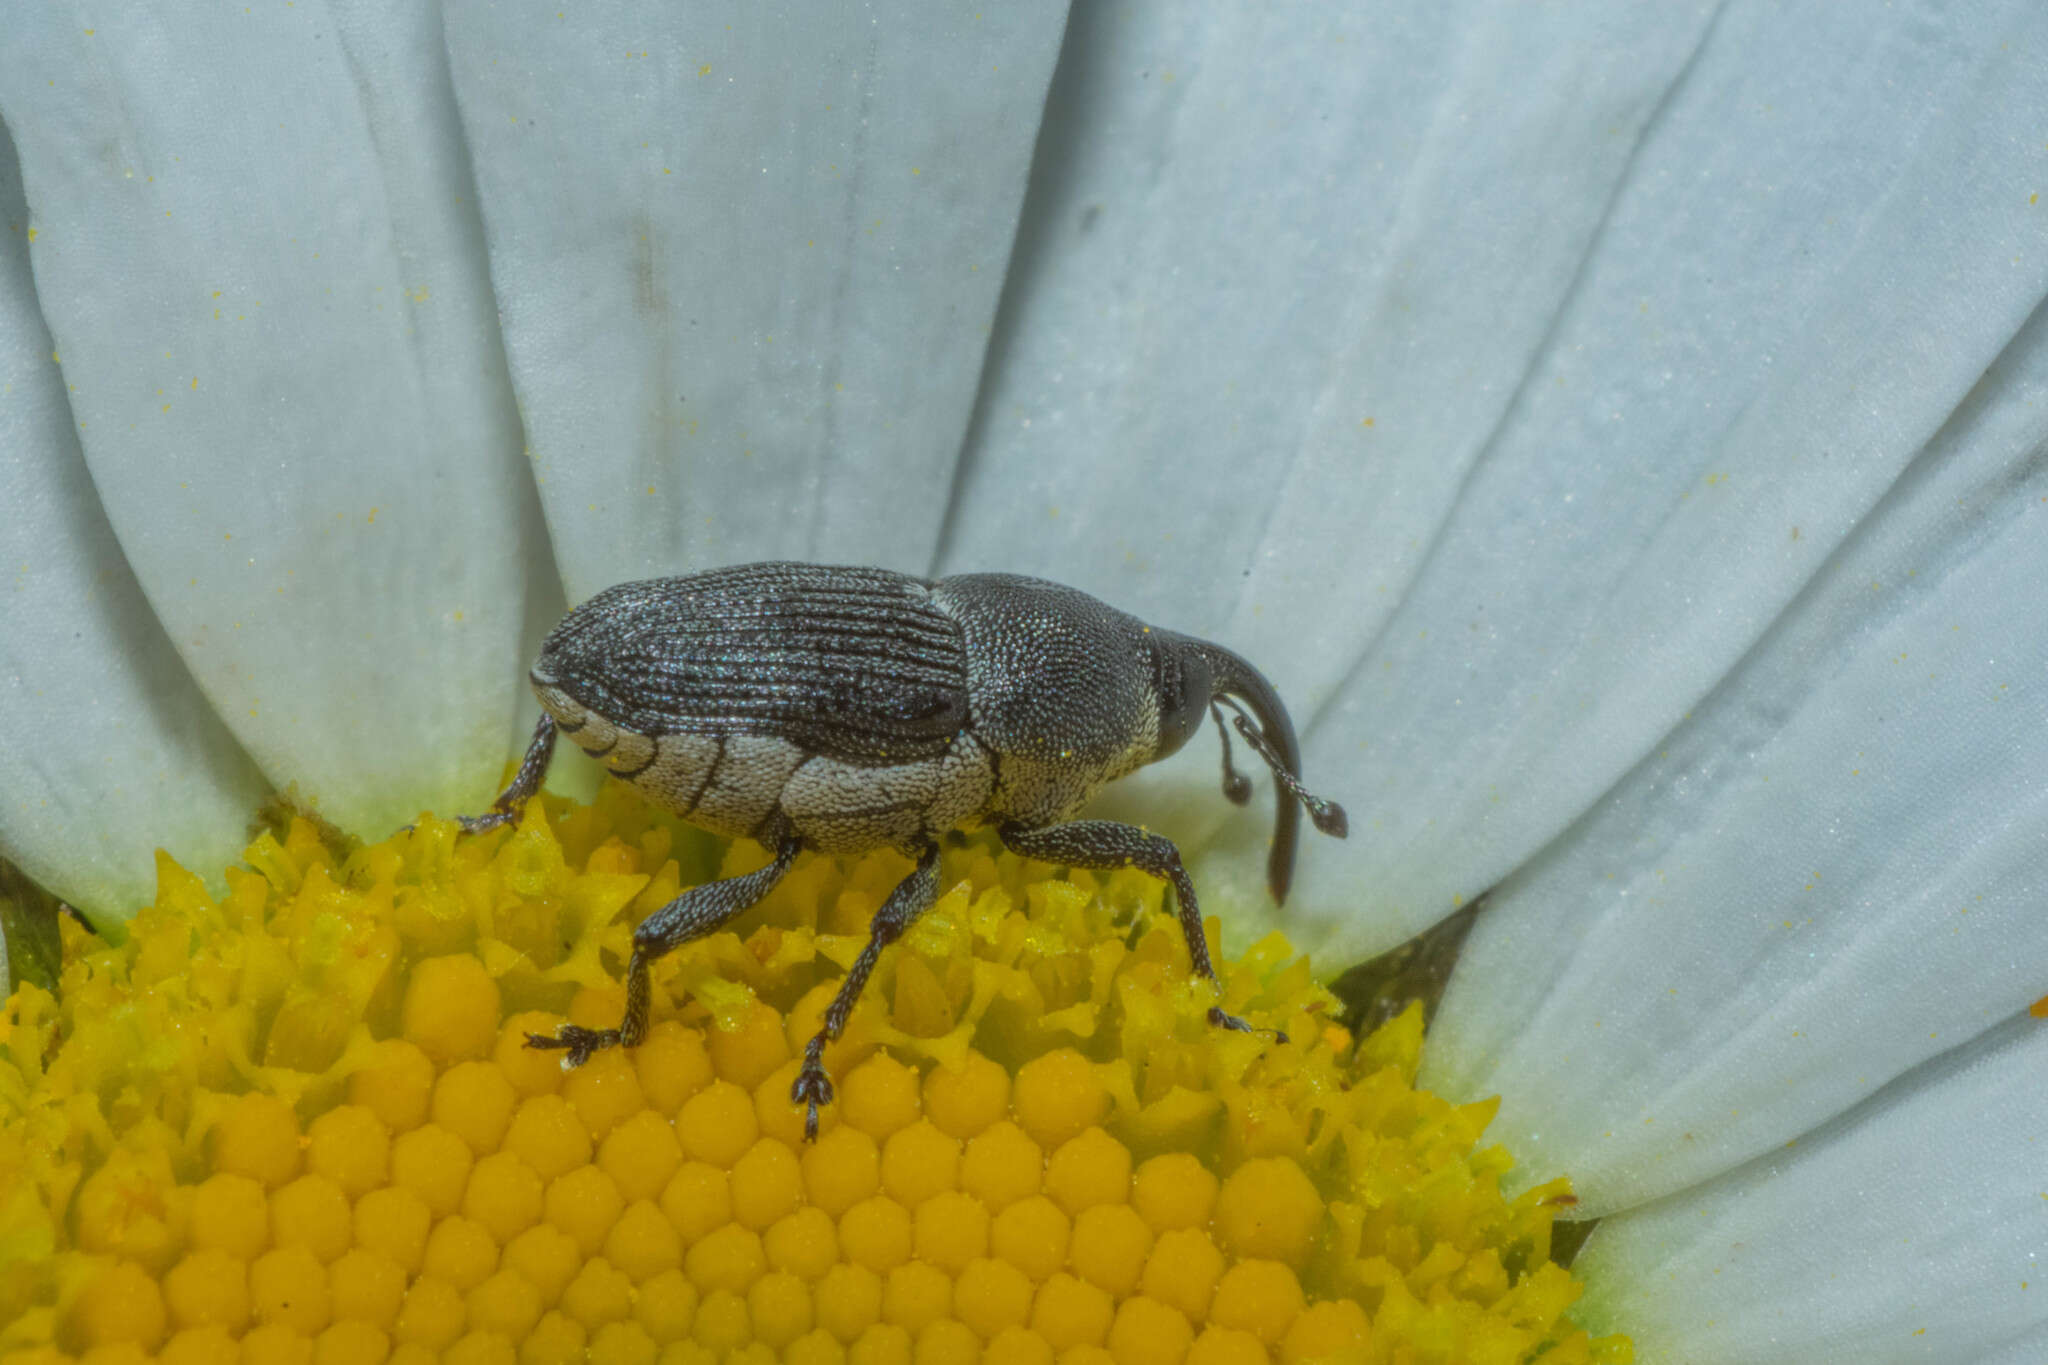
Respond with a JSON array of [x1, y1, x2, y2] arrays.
[[3, 5, 2046, 1362]]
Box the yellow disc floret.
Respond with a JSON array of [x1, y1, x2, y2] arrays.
[[879, 1119, 961, 1209], [162, 1248, 252, 1333], [502, 1093, 594, 1180], [307, 1105, 394, 1198], [212, 1092, 303, 1190], [349, 1038, 437, 1133], [329, 1246, 407, 1328], [500, 1223, 579, 1307], [462, 1152, 545, 1245], [764, 1206, 840, 1280], [544, 1164, 624, 1255], [390, 1125, 474, 1220], [402, 955, 501, 1068], [189, 1173, 271, 1261], [0, 785, 1629, 1363], [597, 1111, 683, 1204], [602, 1200, 680, 1281], [730, 1137, 804, 1230]]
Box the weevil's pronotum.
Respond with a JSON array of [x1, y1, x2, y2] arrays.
[[455, 562, 1348, 1138]]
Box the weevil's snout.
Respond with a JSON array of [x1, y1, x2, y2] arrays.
[[1158, 635, 1348, 906]]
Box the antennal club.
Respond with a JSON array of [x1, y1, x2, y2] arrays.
[[1220, 702, 1349, 839], [1209, 702, 1255, 805]]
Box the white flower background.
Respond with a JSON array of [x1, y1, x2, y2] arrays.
[[3, 2, 2047, 1359]]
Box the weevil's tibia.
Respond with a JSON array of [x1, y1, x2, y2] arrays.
[[793, 842, 942, 1140], [455, 713, 558, 835], [996, 819, 1282, 1041], [529, 827, 803, 1067], [1218, 700, 1349, 839]]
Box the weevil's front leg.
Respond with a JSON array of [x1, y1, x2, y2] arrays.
[[998, 820, 1279, 1039], [454, 714, 558, 834], [530, 828, 804, 1067], [792, 842, 941, 1140]]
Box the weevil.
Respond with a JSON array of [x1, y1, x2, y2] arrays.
[[455, 562, 1347, 1138]]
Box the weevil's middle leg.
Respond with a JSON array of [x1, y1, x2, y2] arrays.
[[792, 842, 941, 1140], [530, 828, 803, 1067], [997, 819, 1283, 1040], [454, 713, 558, 834]]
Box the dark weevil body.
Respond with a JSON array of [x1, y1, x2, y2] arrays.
[[455, 561, 1347, 1137]]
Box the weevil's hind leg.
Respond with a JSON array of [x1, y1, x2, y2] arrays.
[[453, 713, 558, 835], [998, 819, 1283, 1041], [530, 828, 804, 1067], [792, 842, 941, 1140]]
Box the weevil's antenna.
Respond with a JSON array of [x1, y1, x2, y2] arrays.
[[1217, 696, 1349, 840], [1209, 702, 1255, 806], [1184, 640, 1349, 904]]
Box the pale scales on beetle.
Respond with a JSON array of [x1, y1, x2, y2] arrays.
[[451, 561, 1348, 1139]]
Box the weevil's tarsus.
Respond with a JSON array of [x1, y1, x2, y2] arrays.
[[525, 1023, 618, 1069], [456, 712, 557, 835], [792, 841, 942, 1139], [529, 825, 802, 1067], [1209, 702, 1255, 806], [1206, 1004, 1286, 1047]]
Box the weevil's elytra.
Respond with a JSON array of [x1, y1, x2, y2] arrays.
[[453, 561, 1348, 1139]]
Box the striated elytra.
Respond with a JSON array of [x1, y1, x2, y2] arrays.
[[453, 561, 1347, 1138]]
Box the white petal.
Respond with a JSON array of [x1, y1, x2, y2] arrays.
[[0, 126, 269, 918], [1264, 0, 2048, 954], [1971, 1323, 2048, 1365], [928, 0, 1709, 937], [0, 2, 557, 835], [442, 3, 1069, 601], [1422, 297, 2048, 1212], [1575, 1013, 2048, 1363], [940, 0, 1711, 627]]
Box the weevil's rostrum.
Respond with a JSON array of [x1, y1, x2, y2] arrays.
[[457, 561, 1348, 1137]]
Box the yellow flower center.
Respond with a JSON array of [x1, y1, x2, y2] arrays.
[[0, 783, 1631, 1364]]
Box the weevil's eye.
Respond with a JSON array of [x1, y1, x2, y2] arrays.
[[1153, 644, 1211, 760]]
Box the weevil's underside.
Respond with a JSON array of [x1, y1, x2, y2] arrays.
[[454, 562, 1346, 1138]]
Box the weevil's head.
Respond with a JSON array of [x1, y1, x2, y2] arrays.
[[1148, 630, 1348, 905], [1149, 632, 1215, 764]]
